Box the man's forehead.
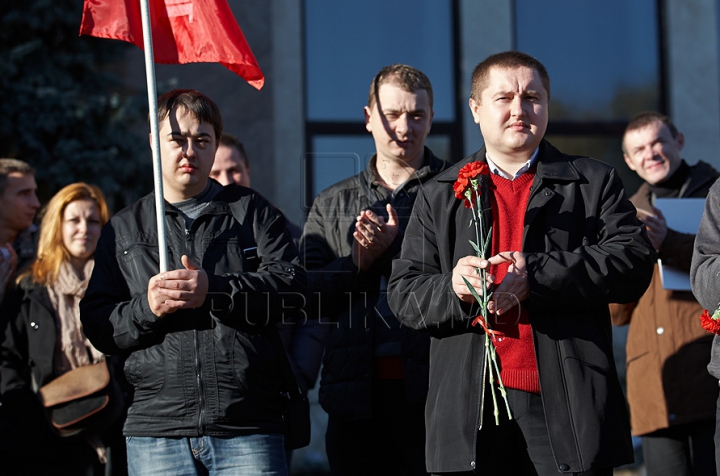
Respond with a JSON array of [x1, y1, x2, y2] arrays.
[[6, 172, 36, 187], [215, 144, 246, 166], [485, 65, 545, 91], [376, 83, 431, 108], [625, 121, 670, 144], [2, 173, 36, 198], [163, 107, 213, 133]]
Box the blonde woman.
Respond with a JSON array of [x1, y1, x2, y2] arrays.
[[0, 183, 122, 475]]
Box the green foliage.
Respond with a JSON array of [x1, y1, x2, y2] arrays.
[[0, 0, 151, 210]]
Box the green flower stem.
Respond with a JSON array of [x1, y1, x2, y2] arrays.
[[485, 337, 500, 425], [489, 340, 513, 420], [465, 181, 512, 424]]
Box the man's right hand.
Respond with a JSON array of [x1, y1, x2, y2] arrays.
[[352, 203, 399, 271], [639, 207, 668, 251], [452, 256, 493, 304]]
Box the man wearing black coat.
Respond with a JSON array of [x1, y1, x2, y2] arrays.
[[388, 51, 655, 475]]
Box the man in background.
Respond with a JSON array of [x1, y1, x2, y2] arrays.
[[301, 64, 449, 475], [612, 111, 718, 476], [210, 133, 251, 188], [0, 158, 40, 304]]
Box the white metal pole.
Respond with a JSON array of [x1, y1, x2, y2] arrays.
[[138, 0, 169, 272]]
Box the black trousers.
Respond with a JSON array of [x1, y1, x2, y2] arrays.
[[434, 387, 613, 476], [643, 419, 716, 476], [325, 378, 428, 476]]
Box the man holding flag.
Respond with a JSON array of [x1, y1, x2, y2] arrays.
[[80, 89, 304, 475]]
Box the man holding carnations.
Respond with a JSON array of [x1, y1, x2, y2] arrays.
[[388, 51, 655, 475]]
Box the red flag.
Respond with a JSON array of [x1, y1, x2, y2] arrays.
[[79, 0, 264, 90]]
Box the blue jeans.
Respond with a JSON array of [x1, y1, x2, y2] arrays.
[[126, 434, 288, 475]]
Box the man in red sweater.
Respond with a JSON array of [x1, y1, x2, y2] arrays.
[[388, 51, 655, 475]]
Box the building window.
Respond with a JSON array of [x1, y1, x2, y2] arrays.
[[515, 0, 663, 191], [304, 0, 462, 204]]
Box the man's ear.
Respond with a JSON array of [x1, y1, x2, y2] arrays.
[[468, 98, 481, 124], [676, 131, 685, 151], [364, 106, 373, 133]]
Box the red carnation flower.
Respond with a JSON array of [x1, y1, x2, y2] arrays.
[[453, 161, 489, 207], [700, 309, 720, 334]]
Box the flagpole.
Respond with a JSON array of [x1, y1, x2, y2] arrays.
[[138, 0, 169, 272]]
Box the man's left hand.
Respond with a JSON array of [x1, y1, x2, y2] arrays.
[[484, 251, 529, 315]]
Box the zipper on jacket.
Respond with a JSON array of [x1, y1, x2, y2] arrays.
[[194, 330, 205, 434], [182, 216, 205, 434]]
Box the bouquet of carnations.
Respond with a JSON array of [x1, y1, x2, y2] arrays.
[[453, 161, 512, 424]]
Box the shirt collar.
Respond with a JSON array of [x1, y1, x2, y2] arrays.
[[485, 148, 539, 180]]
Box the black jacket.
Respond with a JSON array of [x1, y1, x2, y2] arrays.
[[388, 141, 656, 473], [80, 184, 306, 437], [301, 148, 449, 420], [0, 282, 122, 470]]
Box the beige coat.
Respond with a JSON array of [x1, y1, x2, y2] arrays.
[[611, 162, 719, 436]]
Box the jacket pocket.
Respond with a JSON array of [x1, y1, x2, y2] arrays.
[[123, 345, 165, 399], [117, 242, 164, 295], [201, 237, 251, 275]]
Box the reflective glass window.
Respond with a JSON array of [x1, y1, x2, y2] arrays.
[[515, 0, 661, 122]]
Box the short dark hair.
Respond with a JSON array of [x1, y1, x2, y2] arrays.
[[470, 51, 551, 101], [0, 158, 35, 197], [368, 64, 433, 110], [155, 89, 223, 142], [623, 112, 679, 153], [219, 133, 250, 168]]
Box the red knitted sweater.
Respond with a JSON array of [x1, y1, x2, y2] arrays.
[[488, 170, 541, 394]]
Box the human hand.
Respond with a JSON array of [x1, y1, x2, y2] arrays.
[[452, 255, 494, 304], [639, 207, 667, 251], [147, 255, 209, 317], [352, 203, 399, 271], [484, 251, 528, 315]]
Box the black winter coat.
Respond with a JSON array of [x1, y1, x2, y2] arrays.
[[80, 184, 305, 437], [0, 282, 121, 473], [388, 141, 656, 473], [301, 148, 449, 420]]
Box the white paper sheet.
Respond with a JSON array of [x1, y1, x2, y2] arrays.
[[653, 198, 706, 291]]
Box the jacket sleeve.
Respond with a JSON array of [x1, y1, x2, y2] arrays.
[[691, 180, 720, 312], [300, 195, 379, 319], [388, 189, 476, 330], [80, 223, 158, 355], [523, 167, 656, 309]]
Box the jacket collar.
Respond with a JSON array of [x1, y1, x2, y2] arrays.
[[436, 140, 580, 183], [636, 160, 719, 202], [363, 146, 449, 186]]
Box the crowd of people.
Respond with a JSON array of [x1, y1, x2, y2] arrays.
[[0, 50, 718, 476]]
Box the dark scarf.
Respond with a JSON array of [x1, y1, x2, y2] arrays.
[[649, 160, 690, 198]]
